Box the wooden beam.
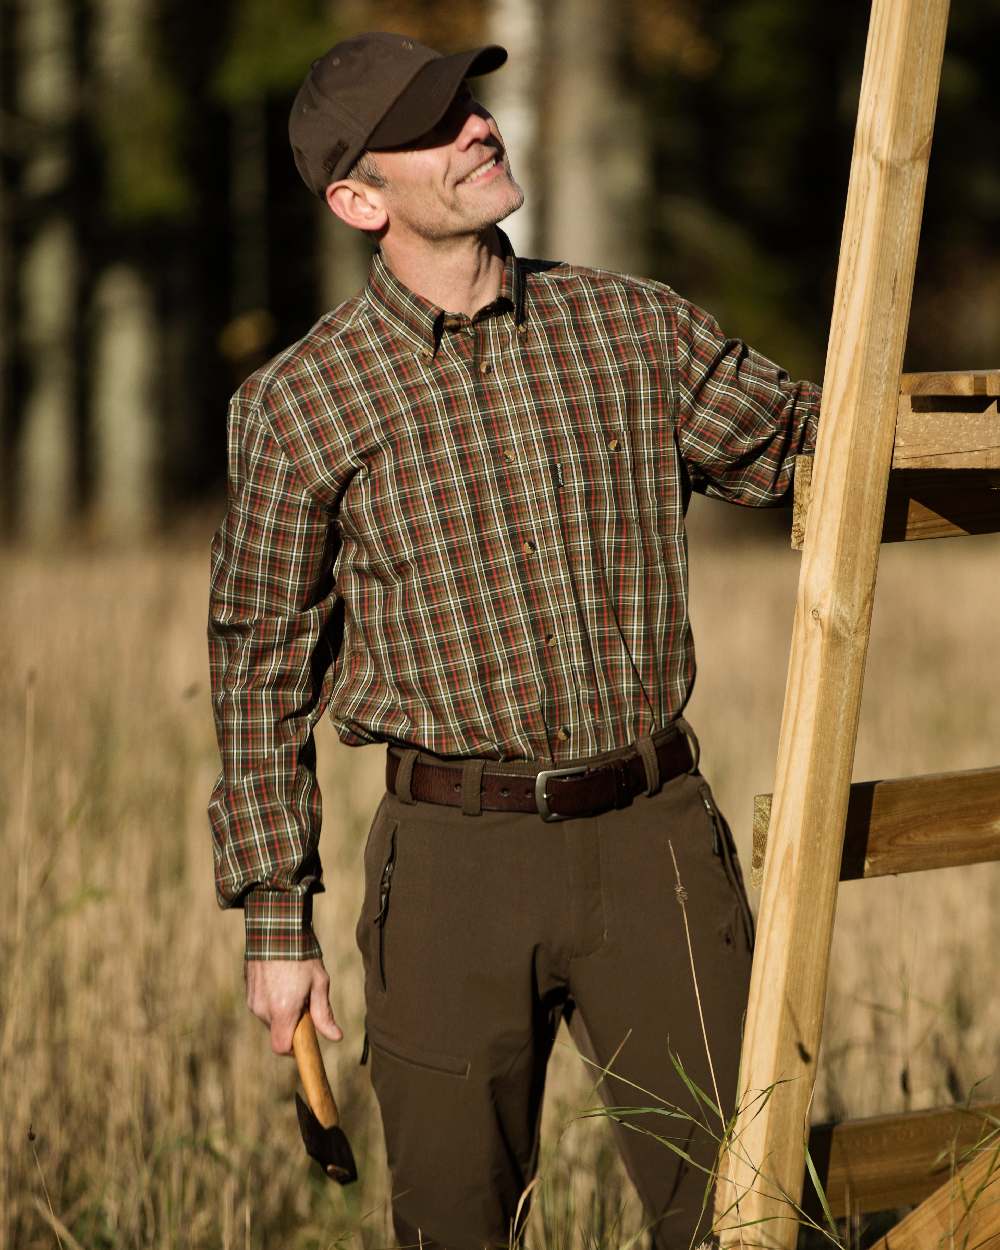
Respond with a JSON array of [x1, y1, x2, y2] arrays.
[[869, 1142, 1000, 1249], [715, 1, 951, 1245], [752, 765, 1000, 882], [894, 401, 1000, 469], [900, 369, 1000, 397], [804, 1103, 1000, 1219], [793, 457, 1000, 545]]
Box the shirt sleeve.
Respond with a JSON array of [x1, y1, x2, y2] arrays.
[[207, 396, 341, 961], [672, 295, 821, 506]]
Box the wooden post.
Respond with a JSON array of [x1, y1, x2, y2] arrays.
[[715, 2, 950, 1246]]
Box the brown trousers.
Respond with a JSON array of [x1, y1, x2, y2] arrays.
[[356, 732, 754, 1250]]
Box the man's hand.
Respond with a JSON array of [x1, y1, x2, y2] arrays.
[[245, 958, 343, 1054]]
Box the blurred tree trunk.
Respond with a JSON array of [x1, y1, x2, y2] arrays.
[[15, 0, 77, 543], [0, 0, 11, 532], [90, 0, 158, 539], [316, 0, 371, 310], [90, 266, 156, 538], [546, 0, 650, 274], [482, 0, 542, 257]]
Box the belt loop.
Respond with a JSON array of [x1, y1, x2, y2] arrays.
[[395, 748, 419, 805], [461, 759, 486, 816], [676, 716, 701, 774], [636, 734, 661, 796]]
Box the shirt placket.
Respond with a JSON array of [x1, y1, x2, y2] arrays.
[[497, 325, 603, 759]]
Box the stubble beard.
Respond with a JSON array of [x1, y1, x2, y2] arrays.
[[405, 159, 526, 244]]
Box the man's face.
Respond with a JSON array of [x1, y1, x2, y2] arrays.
[[366, 84, 524, 243]]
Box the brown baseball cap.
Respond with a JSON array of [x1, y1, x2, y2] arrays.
[[289, 31, 508, 198]]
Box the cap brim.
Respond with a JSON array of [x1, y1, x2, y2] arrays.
[[366, 45, 507, 149]]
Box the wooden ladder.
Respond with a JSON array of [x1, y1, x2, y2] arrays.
[[714, 1, 1000, 1246]]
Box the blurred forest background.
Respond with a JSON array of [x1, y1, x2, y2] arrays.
[[2, 0, 1000, 541], [4, 2, 1000, 1248]]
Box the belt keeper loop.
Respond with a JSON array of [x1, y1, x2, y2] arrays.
[[676, 716, 701, 773], [395, 749, 418, 805], [461, 759, 486, 816], [636, 734, 661, 796]]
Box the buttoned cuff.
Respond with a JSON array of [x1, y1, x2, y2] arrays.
[[243, 888, 322, 961]]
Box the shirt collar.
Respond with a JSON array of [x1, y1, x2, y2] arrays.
[[364, 227, 525, 355]]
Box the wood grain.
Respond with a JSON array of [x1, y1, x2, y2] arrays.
[[715, 2, 951, 1244], [793, 459, 1000, 545], [899, 369, 1000, 396], [805, 1102, 1000, 1218], [752, 766, 1000, 881], [869, 1143, 1000, 1249]]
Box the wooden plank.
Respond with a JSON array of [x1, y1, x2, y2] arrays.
[[881, 469, 1000, 540], [792, 458, 1000, 546], [900, 369, 1000, 396], [804, 1103, 1000, 1219], [893, 401, 1000, 469], [752, 766, 1000, 882], [715, 1, 951, 1245], [869, 1143, 1000, 1249]]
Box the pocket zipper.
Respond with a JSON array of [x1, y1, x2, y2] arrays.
[[373, 828, 397, 990], [700, 790, 722, 856]]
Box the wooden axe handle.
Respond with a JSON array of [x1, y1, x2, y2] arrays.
[[292, 1013, 340, 1129]]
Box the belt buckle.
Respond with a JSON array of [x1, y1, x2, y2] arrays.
[[535, 763, 590, 822]]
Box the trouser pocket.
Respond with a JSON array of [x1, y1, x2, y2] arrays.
[[373, 825, 397, 991], [356, 799, 398, 998], [697, 780, 755, 951]]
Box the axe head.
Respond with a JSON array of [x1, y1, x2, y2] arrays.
[[295, 1093, 358, 1185]]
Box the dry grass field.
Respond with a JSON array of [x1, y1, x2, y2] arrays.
[[2, 498, 999, 1250]]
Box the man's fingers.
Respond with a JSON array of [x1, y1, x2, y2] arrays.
[[269, 1012, 299, 1056], [310, 984, 344, 1042]]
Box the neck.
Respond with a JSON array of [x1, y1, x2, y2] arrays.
[[379, 227, 505, 319]]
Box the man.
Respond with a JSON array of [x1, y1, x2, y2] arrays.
[[208, 30, 821, 1250]]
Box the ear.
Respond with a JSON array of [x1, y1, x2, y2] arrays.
[[325, 180, 388, 234]]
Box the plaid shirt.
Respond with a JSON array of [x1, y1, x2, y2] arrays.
[[208, 229, 821, 959]]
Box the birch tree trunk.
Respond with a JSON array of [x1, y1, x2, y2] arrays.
[[90, 266, 156, 539], [90, 0, 159, 539], [16, 0, 77, 542], [316, 0, 373, 310], [482, 0, 542, 258], [547, 0, 650, 274]]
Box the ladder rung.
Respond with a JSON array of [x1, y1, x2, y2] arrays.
[[804, 1102, 1000, 1218], [900, 369, 1000, 397], [894, 401, 1000, 470], [751, 766, 1000, 885], [868, 1141, 1000, 1249], [792, 370, 1000, 546], [792, 456, 1000, 546]]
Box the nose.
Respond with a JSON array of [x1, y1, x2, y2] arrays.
[[455, 106, 493, 149]]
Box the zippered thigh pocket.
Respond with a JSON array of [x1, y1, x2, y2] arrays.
[[697, 781, 755, 950], [372, 824, 397, 991]]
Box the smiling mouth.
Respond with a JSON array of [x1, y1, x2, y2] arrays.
[[459, 153, 502, 184]]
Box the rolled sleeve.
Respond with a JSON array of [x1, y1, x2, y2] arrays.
[[672, 296, 821, 506], [208, 397, 341, 960]]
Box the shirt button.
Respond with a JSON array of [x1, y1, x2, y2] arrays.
[[544, 631, 556, 645], [517, 323, 528, 335], [522, 539, 537, 555], [555, 727, 570, 742], [420, 349, 433, 362], [607, 435, 620, 451], [478, 360, 493, 375], [503, 449, 516, 463]]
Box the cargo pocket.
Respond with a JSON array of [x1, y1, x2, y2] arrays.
[[366, 1020, 471, 1079], [696, 781, 755, 952], [356, 806, 398, 994], [372, 825, 397, 991]]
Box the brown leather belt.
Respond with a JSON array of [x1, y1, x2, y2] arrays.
[[385, 728, 695, 822]]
